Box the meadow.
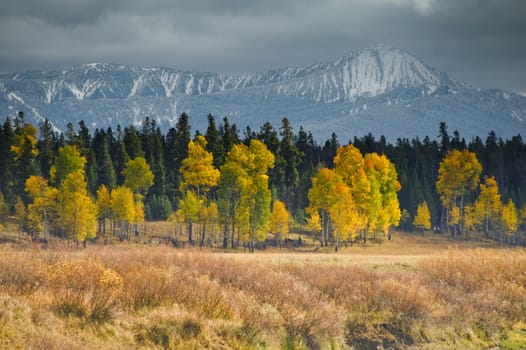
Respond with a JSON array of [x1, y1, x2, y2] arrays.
[[0, 228, 525, 349]]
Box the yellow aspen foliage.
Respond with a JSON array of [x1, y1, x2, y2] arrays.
[[10, 123, 38, 160], [202, 201, 219, 225], [226, 140, 274, 250], [201, 202, 220, 240], [179, 135, 220, 194], [305, 209, 322, 232], [111, 186, 135, 226], [25, 176, 58, 238], [436, 149, 481, 236], [123, 157, 154, 195], [328, 182, 360, 249], [168, 209, 186, 237], [179, 135, 220, 243], [334, 144, 371, 213], [269, 200, 290, 238], [57, 171, 97, 243], [364, 152, 401, 234], [501, 199, 518, 237], [236, 202, 251, 243], [307, 167, 341, 245], [333, 144, 365, 185], [413, 201, 431, 232], [462, 205, 475, 232], [307, 168, 341, 213], [25, 175, 50, 199], [449, 206, 461, 226], [179, 190, 201, 223], [14, 196, 26, 229], [472, 176, 502, 234], [50, 145, 86, 185], [134, 199, 145, 224], [96, 185, 112, 222], [436, 149, 482, 208], [247, 138, 276, 174]]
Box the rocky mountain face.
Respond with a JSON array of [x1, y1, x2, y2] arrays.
[[1, 45, 524, 141]]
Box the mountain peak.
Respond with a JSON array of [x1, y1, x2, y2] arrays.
[[0, 46, 524, 141]]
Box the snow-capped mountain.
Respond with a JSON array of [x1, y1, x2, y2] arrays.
[[1, 45, 524, 141]]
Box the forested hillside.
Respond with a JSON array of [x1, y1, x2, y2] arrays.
[[0, 111, 525, 246]]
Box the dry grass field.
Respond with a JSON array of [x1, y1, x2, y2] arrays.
[[0, 226, 525, 349]]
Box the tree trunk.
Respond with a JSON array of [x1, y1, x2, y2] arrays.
[[223, 218, 229, 249], [231, 215, 236, 249], [460, 195, 465, 240], [188, 219, 193, 243], [200, 222, 206, 247]]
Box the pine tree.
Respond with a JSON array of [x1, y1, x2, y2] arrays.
[[205, 114, 226, 168], [111, 126, 130, 185], [0, 191, 9, 228], [165, 113, 191, 203], [37, 119, 56, 180], [219, 116, 239, 154], [277, 118, 302, 212], [0, 119, 16, 207], [93, 129, 117, 190], [123, 126, 144, 159], [11, 114, 40, 201]]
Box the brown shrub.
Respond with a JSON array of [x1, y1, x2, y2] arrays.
[[0, 250, 46, 294], [45, 259, 122, 321]]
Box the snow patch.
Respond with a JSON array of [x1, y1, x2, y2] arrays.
[[128, 75, 145, 98], [66, 79, 101, 100], [511, 110, 523, 122], [185, 76, 194, 95]]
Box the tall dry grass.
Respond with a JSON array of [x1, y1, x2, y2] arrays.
[[0, 244, 525, 349]]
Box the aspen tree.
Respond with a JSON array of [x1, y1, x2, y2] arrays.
[[179, 135, 219, 244], [413, 201, 431, 235], [501, 199, 518, 242], [436, 149, 481, 237], [269, 200, 290, 246]]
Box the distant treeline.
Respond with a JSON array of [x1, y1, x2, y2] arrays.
[[0, 112, 525, 230]]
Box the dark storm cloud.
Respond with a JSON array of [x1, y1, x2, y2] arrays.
[[0, 0, 525, 92]]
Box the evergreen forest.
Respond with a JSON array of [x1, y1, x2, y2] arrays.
[[1, 111, 525, 247]]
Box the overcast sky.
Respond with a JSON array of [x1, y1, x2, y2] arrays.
[[1, 0, 525, 94]]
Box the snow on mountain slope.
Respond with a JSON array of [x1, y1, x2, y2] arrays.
[[0, 45, 524, 141]]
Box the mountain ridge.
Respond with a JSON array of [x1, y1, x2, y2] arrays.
[[1, 45, 525, 141]]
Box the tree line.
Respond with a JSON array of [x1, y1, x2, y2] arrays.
[[0, 111, 525, 246]]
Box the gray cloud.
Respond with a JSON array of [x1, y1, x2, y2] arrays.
[[1, 0, 525, 92]]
